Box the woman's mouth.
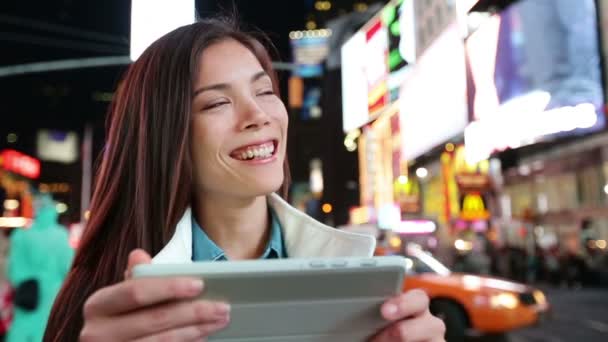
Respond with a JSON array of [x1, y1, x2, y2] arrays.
[[230, 140, 277, 161]]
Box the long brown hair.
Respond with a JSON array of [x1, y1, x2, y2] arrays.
[[44, 17, 289, 341]]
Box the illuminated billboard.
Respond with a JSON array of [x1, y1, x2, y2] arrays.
[[130, 0, 195, 61], [341, 0, 415, 132], [465, 0, 604, 163], [399, 21, 468, 161]]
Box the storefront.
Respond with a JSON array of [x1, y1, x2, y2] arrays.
[[498, 136, 608, 254]]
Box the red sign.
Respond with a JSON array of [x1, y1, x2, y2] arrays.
[[0, 149, 41, 179]]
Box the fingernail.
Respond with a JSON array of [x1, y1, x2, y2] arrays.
[[384, 304, 398, 317], [218, 315, 231, 325], [188, 279, 204, 294], [215, 303, 231, 315]]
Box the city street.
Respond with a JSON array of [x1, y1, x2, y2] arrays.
[[470, 287, 608, 342]]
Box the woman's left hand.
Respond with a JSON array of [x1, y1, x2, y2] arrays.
[[370, 289, 446, 342]]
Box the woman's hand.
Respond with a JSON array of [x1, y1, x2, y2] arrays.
[[79, 249, 231, 341], [370, 289, 446, 342]]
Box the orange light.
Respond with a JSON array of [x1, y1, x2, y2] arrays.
[[322, 203, 333, 213], [389, 236, 402, 249], [445, 143, 455, 152]]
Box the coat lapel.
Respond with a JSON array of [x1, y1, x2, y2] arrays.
[[267, 194, 375, 258], [152, 194, 375, 264]]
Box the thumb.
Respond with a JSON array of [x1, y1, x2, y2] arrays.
[[124, 248, 152, 279]]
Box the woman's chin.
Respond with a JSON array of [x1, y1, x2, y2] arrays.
[[255, 180, 285, 196], [230, 177, 284, 198]]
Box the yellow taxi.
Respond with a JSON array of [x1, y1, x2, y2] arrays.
[[386, 245, 550, 340]]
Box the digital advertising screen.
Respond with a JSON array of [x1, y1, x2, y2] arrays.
[[465, 0, 605, 162]]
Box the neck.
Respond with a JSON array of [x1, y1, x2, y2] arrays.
[[193, 192, 270, 260]]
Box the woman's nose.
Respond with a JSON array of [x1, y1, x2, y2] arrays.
[[239, 100, 270, 131]]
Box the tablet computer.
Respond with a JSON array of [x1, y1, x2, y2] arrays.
[[133, 256, 408, 342]]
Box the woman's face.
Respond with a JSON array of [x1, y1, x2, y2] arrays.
[[190, 39, 288, 199]]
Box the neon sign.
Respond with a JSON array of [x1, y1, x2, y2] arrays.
[[0, 149, 41, 179], [460, 193, 490, 220]]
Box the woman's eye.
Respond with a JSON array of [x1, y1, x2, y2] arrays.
[[257, 90, 274, 96], [202, 102, 229, 110]]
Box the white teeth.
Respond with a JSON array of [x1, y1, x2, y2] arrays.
[[235, 142, 276, 160]]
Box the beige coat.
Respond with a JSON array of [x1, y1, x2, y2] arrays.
[[152, 193, 375, 263]]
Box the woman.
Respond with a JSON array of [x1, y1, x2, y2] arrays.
[[44, 18, 445, 341]]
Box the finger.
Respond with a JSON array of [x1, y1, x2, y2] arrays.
[[131, 319, 230, 342], [84, 277, 204, 317], [381, 289, 429, 322], [371, 311, 446, 342], [111, 299, 231, 340], [125, 249, 152, 279]]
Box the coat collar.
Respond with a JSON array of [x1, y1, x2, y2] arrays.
[[151, 193, 375, 264]]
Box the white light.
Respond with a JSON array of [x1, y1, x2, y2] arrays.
[[394, 220, 436, 234], [398, 175, 408, 184], [467, 12, 487, 32], [310, 106, 322, 118], [3, 199, 19, 211], [537, 193, 548, 214], [0, 217, 29, 228], [501, 90, 552, 117], [464, 121, 493, 164], [310, 159, 324, 195], [518, 164, 531, 176], [406, 244, 451, 276], [405, 258, 414, 270], [321, 29, 332, 37], [490, 293, 519, 309], [603, 184, 608, 195], [56, 202, 68, 214], [416, 167, 428, 178], [454, 239, 473, 251], [341, 31, 369, 132], [462, 275, 482, 290], [500, 194, 512, 219], [130, 0, 195, 61], [574, 103, 598, 128], [399, 23, 468, 160], [37, 130, 78, 163], [378, 204, 402, 230], [465, 97, 600, 157], [533, 290, 547, 305]]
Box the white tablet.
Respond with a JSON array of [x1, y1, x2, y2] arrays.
[[133, 256, 408, 342]]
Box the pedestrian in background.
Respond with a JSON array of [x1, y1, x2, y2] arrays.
[[6, 194, 74, 342]]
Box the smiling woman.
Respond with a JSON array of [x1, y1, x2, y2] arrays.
[[189, 40, 288, 206], [43, 17, 444, 342]]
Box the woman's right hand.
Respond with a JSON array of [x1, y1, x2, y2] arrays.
[[79, 249, 231, 341]]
